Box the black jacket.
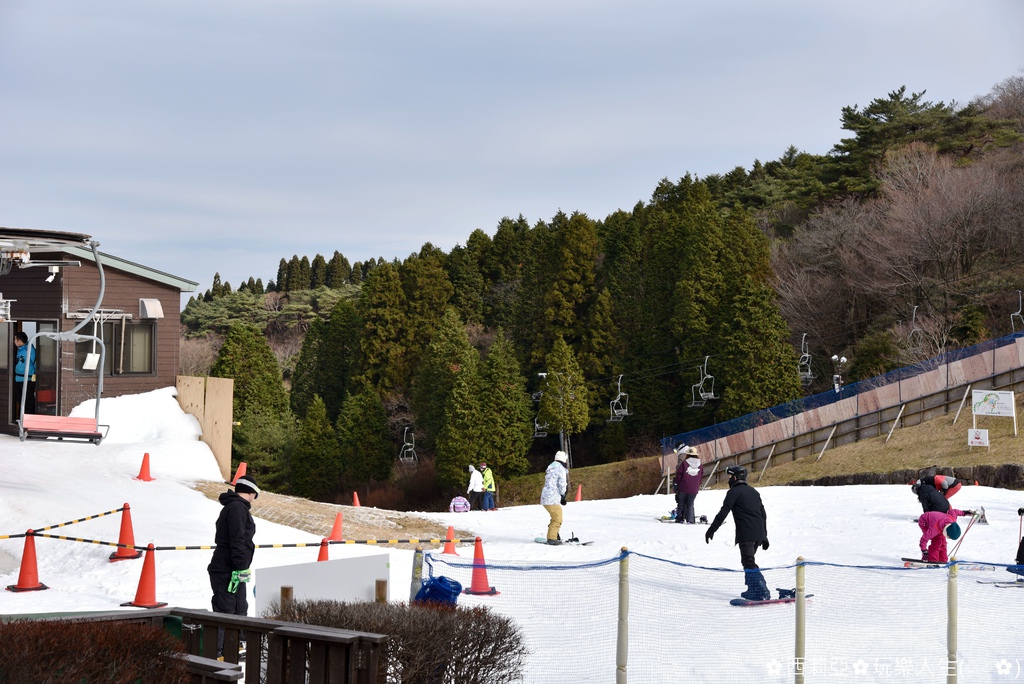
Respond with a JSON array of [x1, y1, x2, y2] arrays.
[[917, 483, 950, 514], [709, 481, 767, 544], [208, 490, 256, 574]]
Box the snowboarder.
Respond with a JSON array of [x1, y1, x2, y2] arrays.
[[705, 465, 771, 601], [479, 462, 496, 510], [208, 475, 259, 657], [917, 507, 975, 563], [467, 465, 484, 510], [540, 451, 569, 545], [673, 445, 703, 524]]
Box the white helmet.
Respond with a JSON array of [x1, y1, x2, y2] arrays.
[[554, 451, 568, 463]]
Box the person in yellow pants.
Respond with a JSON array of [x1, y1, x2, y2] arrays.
[[540, 451, 568, 544]]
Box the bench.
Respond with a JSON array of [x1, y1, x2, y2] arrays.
[[19, 414, 108, 445]]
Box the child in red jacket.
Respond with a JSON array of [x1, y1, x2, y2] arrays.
[[918, 508, 975, 563]]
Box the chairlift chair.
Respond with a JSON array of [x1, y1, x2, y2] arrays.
[[398, 426, 417, 464], [689, 356, 718, 408], [533, 416, 549, 439], [607, 374, 630, 422], [798, 333, 814, 387], [1012, 291, 1024, 333]]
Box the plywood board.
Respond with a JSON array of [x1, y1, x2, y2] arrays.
[[255, 552, 401, 615]]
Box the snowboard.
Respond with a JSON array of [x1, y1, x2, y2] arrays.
[[657, 517, 709, 524], [731, 594, 813, 606], [534, 537, 594, 546]]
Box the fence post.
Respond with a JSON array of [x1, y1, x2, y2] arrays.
[[947, 560, 959, 684], [616, 548, 629, 684], [795, 558, 806, 684], [409, 547, 423, 602]]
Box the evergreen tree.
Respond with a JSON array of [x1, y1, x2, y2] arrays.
[[276, 258, 289, 292], [336, 386, 393, 487], [255, 278, 264, 294], [483, 215, 530, 329], [310, 254, 328, 289], [319, 299, 361, 421], [445, 244, 485, 324], [211, 273, 224, 299], [537, 336, 590, 450], [297, 256, 312, 290], [289, 396, 341, 501], [350, 261, 363, 285], [285, 256, 302, 292], [411, 307, 477, 449], [354, 262, 408, 390], [232, 405, 293, 492], [434, 361, 486, 489], [290, 317, 326, 419], [327, 251, 352, 287], [400, 246, 454, 386], [210, 323, 289, 416], [478, 332, 532, 477], [579, 287, 622, 426]]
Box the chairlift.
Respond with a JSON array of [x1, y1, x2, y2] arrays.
[[533, 416, 549, 439], [798, 333, 814, 387], [908, 305, 923, 347], [398, 426, 417, 464], [1012, 291, 1024, 333], [607, 375, 631, 422], [689, 356, 718, 408]]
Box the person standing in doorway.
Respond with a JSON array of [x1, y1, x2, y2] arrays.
[[480, 462, 496, 511], [467, 465, 484, 510], [674, 445, 703, 524], [208, 475, 258, 655], [13, 331, 36, 415], [540, 451, 569, 544], [705, 466, 771, 601]]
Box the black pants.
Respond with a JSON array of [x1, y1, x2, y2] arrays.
[[739, 541, 760, 570], [675, 492, 696, 523], [210, 571, 247, 655], [14, 378, 35, 415], [468, 491, 483, 510]]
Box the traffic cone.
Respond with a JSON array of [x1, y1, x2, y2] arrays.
[[327, 512, 344, 541], [229, 462, 247, 486], [121, 544, 167, 609], [317, 538, 330, 562], [442, 526, 458, 555], [109, 503, 144, 561], [462, 537, 498, 595], [134, 452, 154, 482], [352, 491, 361, 507], [574, 484, 582, 502], [5, 531, 48, 592]]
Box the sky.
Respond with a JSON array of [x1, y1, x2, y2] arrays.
[[2, 388, 1024, 682], [1, 1, 1023, 297]]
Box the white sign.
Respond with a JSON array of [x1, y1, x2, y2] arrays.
[[972, 390, 1015, 417], [968, 428, 989, 447]]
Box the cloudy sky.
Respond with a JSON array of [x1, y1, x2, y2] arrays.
[[1, 1, 1022, 295]]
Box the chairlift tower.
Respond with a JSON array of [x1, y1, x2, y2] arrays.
[[689, 356, 718, 408]]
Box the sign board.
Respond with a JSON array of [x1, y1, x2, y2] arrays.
[[972, 390, 1015, 417], [968, 428, 989, 448], [255, 552, 404, 615]]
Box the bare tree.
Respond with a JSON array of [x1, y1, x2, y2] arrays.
[[179, 332, 223, 376]]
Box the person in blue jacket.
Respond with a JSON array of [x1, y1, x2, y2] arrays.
[[14, 331, 37, 415]]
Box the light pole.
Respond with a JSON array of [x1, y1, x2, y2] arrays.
[[831, 355, 847, 393]]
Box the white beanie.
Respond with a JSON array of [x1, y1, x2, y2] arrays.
[[554, 451, 568, 463]]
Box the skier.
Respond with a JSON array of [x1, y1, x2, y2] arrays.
[[479, 462, 496, 511], [540, 451, 569, 545], [705, 466, 771, 601], [673, 445, 703, 524], [918, 507, 975, 563], [466, 465, 484, 510]]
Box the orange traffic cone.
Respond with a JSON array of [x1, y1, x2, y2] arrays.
[[121, 544, 167, 609], [109, 503, 144, 562], [574, 484, 582, 502], [462, 537, 498, 595], [442, 526, 458, 555], [317, 538, 330, 562], [134, 452, 154, 482], [327, 512, 344, 541], [5, 531, 48, 592], [229, 462, 247, 486], [352, 491, 361, 507]]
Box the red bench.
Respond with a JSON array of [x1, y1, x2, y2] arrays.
[[19, 414, 108, 445]]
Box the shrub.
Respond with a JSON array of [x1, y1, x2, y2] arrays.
[[0, 618, 188, 683], [266, 599, 527, 684]]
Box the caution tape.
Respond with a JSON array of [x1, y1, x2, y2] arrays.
[[35, 507, 124, 532], [18, 532, 476, 552]]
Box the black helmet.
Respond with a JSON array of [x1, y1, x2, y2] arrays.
[[726, 465, 747, 482]]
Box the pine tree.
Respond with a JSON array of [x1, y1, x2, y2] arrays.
[[290, 317, 326, 419], [537, 336, 590, 448], [478, 332, 533, 477], [318, 299, 361, 422], [445, 244, 485, 324], [289, 396, 341, 500], [327, 251, 351, 288], [310, 254, 328, 289], [336, 386, 393, 487], [434, 362, 486, 489], [211, 273, 224, 299], [411, 307, 477, 449], [354, 262, 408, 390], [276, 258, 289, 292], [400, 247, 454, 386], [210, 323, 289, 416]]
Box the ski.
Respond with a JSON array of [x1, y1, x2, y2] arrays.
[[902, 558, 995, 571], [977, 579, 1024, 586], [731, 594, 813, 606]]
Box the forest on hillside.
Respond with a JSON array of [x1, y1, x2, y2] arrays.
[[181, 73, 1024, 509]]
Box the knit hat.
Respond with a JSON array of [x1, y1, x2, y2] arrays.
[[234, 475, 260, 499], [944, 522, 962, 540], [468, 465, 475, 472], [554, 451, 568, 463]]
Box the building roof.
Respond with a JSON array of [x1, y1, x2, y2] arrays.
[[64, 245, 198, 293]]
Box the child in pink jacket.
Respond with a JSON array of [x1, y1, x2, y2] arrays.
[[918, 508, 975, 563]]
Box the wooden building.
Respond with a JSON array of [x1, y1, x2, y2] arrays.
[[1, 244, 197, 432]]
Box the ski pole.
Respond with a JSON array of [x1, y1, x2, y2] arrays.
[[950, 512, 979, 558]]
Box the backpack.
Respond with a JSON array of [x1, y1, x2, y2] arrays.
[[449, 496, 471, 513], [414, 575, 463, 607]]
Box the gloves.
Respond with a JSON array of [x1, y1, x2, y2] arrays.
[[705, 529, 713, 544], [560, 496, 566, 506], [761, 539, 770, 551], [921, 551, 929, 562], [962, 509, 976, 517], [227, 569, 252, 594], [1018, 508, 1024, 517]]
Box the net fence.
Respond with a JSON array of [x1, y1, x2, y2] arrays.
[[424, 552, 1022, 683]]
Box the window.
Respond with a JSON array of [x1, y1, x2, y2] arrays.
[[75, 321, 155, 375]]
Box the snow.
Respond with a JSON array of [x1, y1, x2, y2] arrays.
[[2, 387, 1021, 682]]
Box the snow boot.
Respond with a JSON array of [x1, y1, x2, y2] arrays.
[[777, 588, 796, 600], [741, 570, 770, 601]]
